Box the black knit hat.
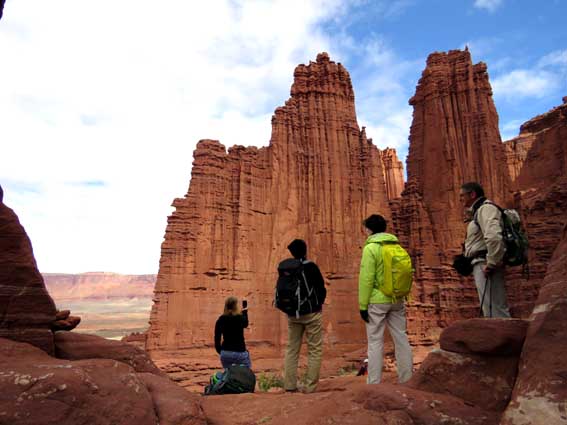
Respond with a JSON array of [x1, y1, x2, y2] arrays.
[[287, 239, 307, 259], [363, 214, 387, 234]]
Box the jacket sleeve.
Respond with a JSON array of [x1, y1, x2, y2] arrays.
[[214, 317, 222, 354], [477, 204, 505, 267], [359, 244, 377, 310], [241, 310, 249, 328]]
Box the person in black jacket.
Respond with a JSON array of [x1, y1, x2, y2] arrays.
[[214, 296, 251, 369], [282, 239, 326, 393]]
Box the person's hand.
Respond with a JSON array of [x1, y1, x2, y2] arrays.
[[359, 310, 369, 323], [482, 264, 494, 276]]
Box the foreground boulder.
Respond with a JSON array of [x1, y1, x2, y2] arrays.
[[0, 337, 205, 425], [0, 203, 57, 354], [407, 349, 518, 411], [501, 224, 567, 425], [140, 373, 205, 425], [201, 377, 498, 425], [54, 331, 165, 376], [440, 318, 529, 356], [0, 337, 157, 425]]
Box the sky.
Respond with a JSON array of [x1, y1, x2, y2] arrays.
[[1, 0, 565, 274]]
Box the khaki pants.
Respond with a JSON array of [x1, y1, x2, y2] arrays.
[[473, 262, 511, 318], [366, 303, 413, 384], [284, 312, 323, 393]]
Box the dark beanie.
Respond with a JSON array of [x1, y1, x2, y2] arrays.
[[288, 239, 307, 259], [364, 214, 387, 234]]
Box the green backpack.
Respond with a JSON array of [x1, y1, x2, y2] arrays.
[[376, 241, 413, 301]]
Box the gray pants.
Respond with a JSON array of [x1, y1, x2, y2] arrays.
[[366, 303, 413, 384], [473, 262, 511, 318]]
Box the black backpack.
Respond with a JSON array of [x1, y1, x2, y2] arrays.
[[275, 258, 319, 318], [474, 201, 529, 269], [204, 365, 256, 395]]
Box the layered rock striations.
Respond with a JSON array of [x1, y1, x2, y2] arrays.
[[504, 99, 567, 317], [394, 50, 513, 345], [381, 147, 405, 200], [148, 53, 397, 351], [43, 272, 156, 301], [503, 134, 534, 186], [501, 223, 567, 424], [0, 202, 57, 354]]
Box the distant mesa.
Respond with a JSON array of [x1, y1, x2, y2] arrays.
[[43, 272, 156, 301]]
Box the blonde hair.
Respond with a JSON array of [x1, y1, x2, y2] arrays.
[[223, 296, 240, 316]]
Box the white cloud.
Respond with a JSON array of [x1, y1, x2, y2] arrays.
[[0, 0, 349, 273], [473, 0, 503, 12], [491, 69, 559, 100], [1, 0, 421, 274], [538, 49, 567, 69]]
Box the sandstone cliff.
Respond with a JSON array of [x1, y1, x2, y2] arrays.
[[0, 202, 57, 354], [392, 50, 513, 345], [147, 53, 398, 351], [504, 99, 567, 317]]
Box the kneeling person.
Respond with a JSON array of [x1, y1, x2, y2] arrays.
[[214, 296, 251, 369]]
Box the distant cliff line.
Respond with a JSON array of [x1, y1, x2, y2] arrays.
[[43, 272, 156, 301]]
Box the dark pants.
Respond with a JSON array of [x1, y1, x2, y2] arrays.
[[220, 350, 251, 369]]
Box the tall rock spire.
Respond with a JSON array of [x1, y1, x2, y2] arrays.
[[147, 53, 400, 351], [394, 49, 512, 345]]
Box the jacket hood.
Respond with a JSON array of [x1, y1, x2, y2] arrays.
[[365, 232, 399, 245]]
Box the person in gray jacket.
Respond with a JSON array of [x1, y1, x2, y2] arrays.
[[460, 182, 511, 318]]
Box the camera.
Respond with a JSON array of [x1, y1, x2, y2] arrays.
[[242, 299, 248, 309]]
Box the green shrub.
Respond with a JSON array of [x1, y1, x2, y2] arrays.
[[257, 373, 284, 392]]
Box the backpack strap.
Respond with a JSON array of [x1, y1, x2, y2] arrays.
[[473, 200, 503, 228]]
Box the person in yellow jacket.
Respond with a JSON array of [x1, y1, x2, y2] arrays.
[[358, 214, 413, 384]]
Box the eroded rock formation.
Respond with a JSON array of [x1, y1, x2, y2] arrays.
[[393, 49, 513, 346], [501, 224, 567, 424], [0, 202, 57, 354], [0, 336, 205, 425], [504, 100, 567, 317], [381, 147, 405, 200], [148, 53, 398, 351]]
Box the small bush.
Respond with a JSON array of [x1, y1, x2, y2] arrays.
[[338, 363, 358, 376], [257, 373, 284, 392]]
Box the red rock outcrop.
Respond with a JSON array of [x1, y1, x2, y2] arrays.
[[147, 53, 398, 351], [54, 331, 165, 376], [393, 49, 513, 346], [504, 134, 534, 187], [439, 318, 528, 356], [504, 100, 567, 317], [43, 272, 156, 300], [0, 202, 57, 354], [0, 337, 206, 425], [408, 348, 519, 412], [51, 311, 81, 332], [501, 224, 567, 424], [381, 147, 405, 200], [202, 378, 498, 425]]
